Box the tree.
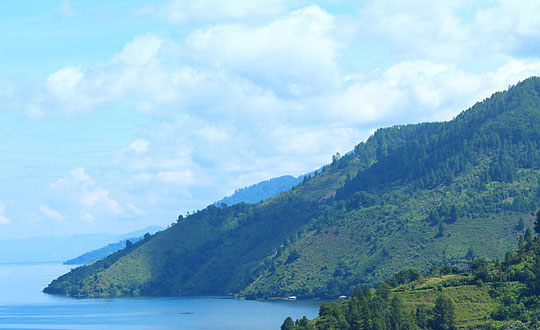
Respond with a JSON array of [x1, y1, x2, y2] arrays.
[[332, 152, 342, 163], [416, 305, 429, 329], [389, 295, 412, 330], [376, 282, 392, 302], [534, 210, 540, 235], [430, 295, 455, 330], [435, 223, 445, 238], [281, 317, 295, 330], [465, 247, 475, 261], [524, 227, 534, 245], [449, 205, 457, 223], [516, 218, 525, 232], [296, 316, 310, 328]]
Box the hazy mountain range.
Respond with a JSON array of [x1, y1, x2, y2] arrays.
[[0, 226, 163, 263]]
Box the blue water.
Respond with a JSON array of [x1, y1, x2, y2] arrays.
[[0, 263, 320, 330]]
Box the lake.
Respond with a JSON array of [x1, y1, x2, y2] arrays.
[[0, 263, 320, 330]]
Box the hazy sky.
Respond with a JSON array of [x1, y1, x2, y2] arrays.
[[1, 0, 540, 238]]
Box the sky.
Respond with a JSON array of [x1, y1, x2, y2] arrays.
[[1, 0, 540, 238]]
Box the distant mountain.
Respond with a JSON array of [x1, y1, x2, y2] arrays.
[[45, 77, 540, 299], [0, 226, 163, 263], [116, 226, 164, 241], [215, 175, 303, 206], [64, 226, 163, 265]]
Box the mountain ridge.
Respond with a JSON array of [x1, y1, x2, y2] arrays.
[[44, 77, 540, 299]]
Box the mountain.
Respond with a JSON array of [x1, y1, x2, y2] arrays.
[[64, 226, 163, 265], [45, 77, 540, 298], [215, 175, 303, 206], [0, 234, 120, 263], [116, 226, 164, 240], [0, 226, 163, 264], [282, 226, 540, 330]]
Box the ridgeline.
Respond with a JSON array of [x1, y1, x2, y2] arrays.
[[45, 77, 540, 300]]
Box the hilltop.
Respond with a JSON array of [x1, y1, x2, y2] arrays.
[[45, 77, 540, 299]]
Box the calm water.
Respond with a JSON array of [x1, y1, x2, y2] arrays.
[[0, 263, 320, 330]]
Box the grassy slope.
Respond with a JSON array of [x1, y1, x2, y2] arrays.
[[242, 168, 538, 298], [396, 275, 499, 329]]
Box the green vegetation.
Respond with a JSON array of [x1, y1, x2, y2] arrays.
[[45, 77, 540, 299], [283, 225, 540, 329]]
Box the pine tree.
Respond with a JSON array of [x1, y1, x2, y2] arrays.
[[281, 317, 295, 330], [524, 227, 534, 245], [416, 305, 429, 329], [431, 295, 455, 330], [534, 210, 540, 235]]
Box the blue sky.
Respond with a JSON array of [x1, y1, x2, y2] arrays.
[[1, 0, 540, 238]]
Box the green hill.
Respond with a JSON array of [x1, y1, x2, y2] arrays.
[[45, 77, 540, 299], [282, 224, 540, 330]]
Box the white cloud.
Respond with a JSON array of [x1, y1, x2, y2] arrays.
[[46, 67, 83, 94], [0, 202, 10, 224], [37, 34, 179, 114], [113, 34, 164, 66], [36, 6, 341, 116], [355, 0, 540, 63], [80, 189, 122, 214], [186, 6, 341, 97], [39, 204, 64, 221], [12, 1, 540, 231], [46, 168, 124, 221], [50, 167, 94, 189], [128, 139, 150, 153]]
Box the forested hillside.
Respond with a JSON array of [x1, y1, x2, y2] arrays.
[[45, 77, 540, 299], [282, 219, 540, 330]]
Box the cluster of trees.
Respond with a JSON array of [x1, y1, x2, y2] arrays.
[[282, 286, 455, 330], [282, 210, 540, 330], [478, 212, 540, 324]]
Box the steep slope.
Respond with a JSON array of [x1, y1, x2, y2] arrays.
[[283, 227, 540, 330], [45, 77, 540, 298], [215, 175, 303, 206]]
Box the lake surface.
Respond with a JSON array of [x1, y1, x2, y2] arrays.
[[0, 263, 320, 330]]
